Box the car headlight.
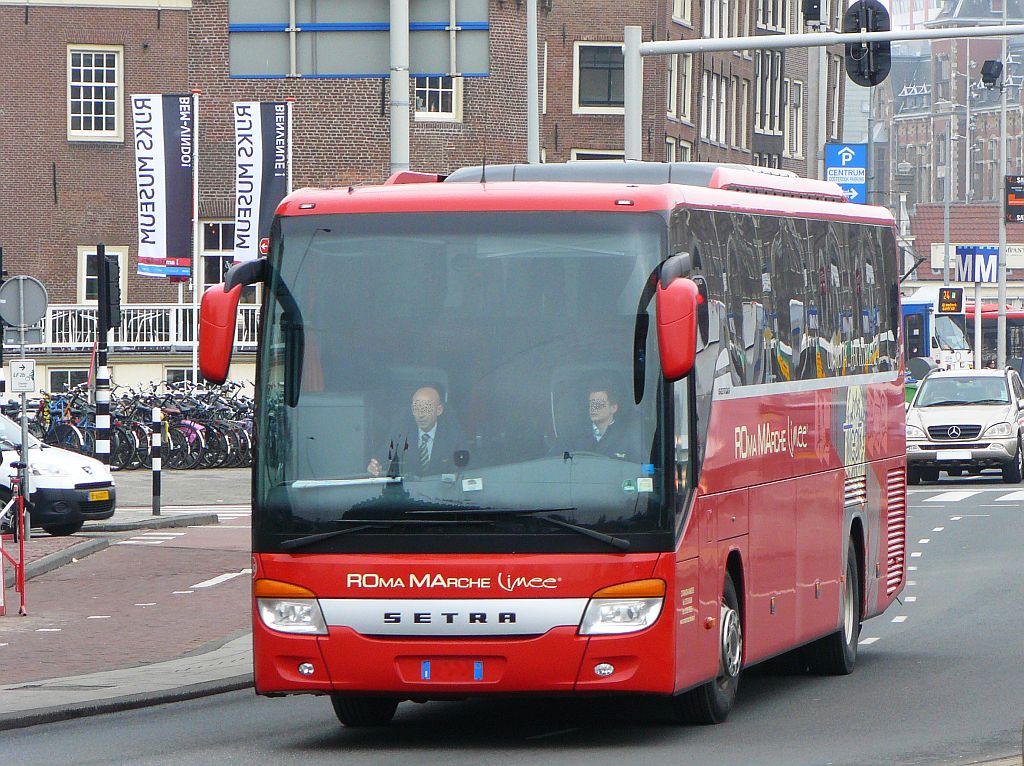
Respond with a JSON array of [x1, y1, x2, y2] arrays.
[[579, 579, 665, 635], [254, 579, 327, 635], [29, 464, 70, 477], [983, 422, 1014, 437], [906, 424, 926, 439]]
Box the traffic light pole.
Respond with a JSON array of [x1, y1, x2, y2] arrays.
[[95, 243, 110, 467], [622, 22, 1024, 161]]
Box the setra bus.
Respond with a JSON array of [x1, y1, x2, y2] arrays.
[[199, 161, 906, 727]]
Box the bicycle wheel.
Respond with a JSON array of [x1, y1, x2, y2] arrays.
[[53, 423, 85, 453]]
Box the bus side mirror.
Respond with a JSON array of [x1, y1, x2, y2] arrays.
[[656, 276, 700, 381], [199, 283, 243, 384]]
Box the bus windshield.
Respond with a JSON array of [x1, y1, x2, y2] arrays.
[[255, 211, 679, 554], [934, 315, 970, 351]]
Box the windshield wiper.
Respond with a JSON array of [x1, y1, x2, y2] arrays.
[[280, 517, 493, 551], [417, 507, 631, 551], [921, 400, 967, 407], [970, 398, 1008, 405]]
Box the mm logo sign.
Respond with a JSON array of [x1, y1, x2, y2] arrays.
[[937, 287, 965, 314], [955, 245, 999, 283]]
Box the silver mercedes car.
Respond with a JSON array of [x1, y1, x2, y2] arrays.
[[906, 368, 1024, 484]]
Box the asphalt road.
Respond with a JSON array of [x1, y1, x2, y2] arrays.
[[1, 477, 1021, 766]]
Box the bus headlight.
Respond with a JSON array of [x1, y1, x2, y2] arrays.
[[906, 424, 926, 439], [255, 578, 328, 635], [579, 579, 665, 635]]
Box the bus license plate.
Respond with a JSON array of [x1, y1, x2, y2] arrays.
[[936, 450, 972, 461], [419, 659, 485, 682], [88, 490, 110, 501]]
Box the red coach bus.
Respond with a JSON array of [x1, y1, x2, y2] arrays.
[[200, 161, 906, 727]]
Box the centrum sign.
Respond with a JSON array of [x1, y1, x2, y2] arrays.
[[825, 143, 868, 204]]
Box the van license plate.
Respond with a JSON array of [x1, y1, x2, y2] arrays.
[[88, 490, 110, 501]]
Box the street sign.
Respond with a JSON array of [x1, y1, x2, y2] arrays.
[[1005, 176, 1024, 223], [825, 143, 868, 204], [955, 245, 999, 283], [9, 359, 35, 393], [937, 286, 965, 314], [0, 276, 48, 327]]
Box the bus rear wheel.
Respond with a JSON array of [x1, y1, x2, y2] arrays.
[[671, 572, 741, 725], [805, 539, 861, 675], [330, 695, 399, 727]]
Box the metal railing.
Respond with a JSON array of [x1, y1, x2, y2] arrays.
[[2, 303, 260, 353]]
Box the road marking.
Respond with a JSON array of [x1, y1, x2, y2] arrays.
[[859, 637, 880, 645], [172, 590, 194, 595], [36, 628, 61, 632], [87, 615, 111, 619], [908, 580, 917, 586], [950, 516, 963, 521], [188, 524, 251, 529], [918, 538, 930, 544], [908, 566, 918, 571], [905, 596, 917, 602], [141, 531, 186, 537], [932, 527, 944, 532], [115, 540, 165, 545], [924, 491, 981, 503], [993, 490, 1024, 501], [891, 616, 908, 623], [134, 603, 156, 607], [190, 568, 252, 589], [910, 552, 923, 558]]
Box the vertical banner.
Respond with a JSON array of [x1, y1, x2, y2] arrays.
[[131, 94, 194, 277], [234, 102, 289, 263]]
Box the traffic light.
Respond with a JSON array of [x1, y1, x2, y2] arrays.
[[843, 0, 891, 87], [102, 252, 121, 329]]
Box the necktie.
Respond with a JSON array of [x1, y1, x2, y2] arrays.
[[419, 433, 430, 469]]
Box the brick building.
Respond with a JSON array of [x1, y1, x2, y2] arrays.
[[0, 0, 843, 393]]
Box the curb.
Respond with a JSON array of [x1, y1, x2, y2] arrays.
[[0, 674, 254, 732], [83, 512, 219, 533], [3, 537, 110, 589]]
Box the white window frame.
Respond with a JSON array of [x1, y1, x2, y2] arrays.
[[666, 136, 677, 162], [414, 76, 464, 123], [740, 80, 750, 148], [570, 149, 626, 161], [790, 80, 804, 158], [718, 73, 727, 142], [678, 140, 693, 161], [731, 75, 740, 146], [573, 42, 625, 115], [673, 0, 692, 25], [67, 44, 124, 143], [680, 54, 693, 122], [667, 54, 679, 117], [48, 368, 92, 394], [77, 245, 127, 304]]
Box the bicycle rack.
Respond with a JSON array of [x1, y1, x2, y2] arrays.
[[0, 467, 28, 617]]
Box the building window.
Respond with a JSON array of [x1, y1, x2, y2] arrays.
[[673, 0, 692, 24], [570, 149, 626, 161], [666, 136, 677, 162], [77, 246, 127, 304], [668, 54, 678, 116], [787, 79, 804, 158], [574, 43, 624, 113], [166, 367, 202, 385], [731, 75, 740, 146], [68, 45, 123, 142], [679, 140, 693, 161], [415, 76, 463, 122], [49, 369, 90, 393], [202, 221, 258, 304], [680, 54, 693, 121]]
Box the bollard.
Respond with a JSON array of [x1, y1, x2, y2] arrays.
[[152, 407, 161, 517]]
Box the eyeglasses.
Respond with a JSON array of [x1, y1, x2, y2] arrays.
[[589, 399, 610, 410]]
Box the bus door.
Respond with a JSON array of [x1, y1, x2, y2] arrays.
[[903, 310, 926, 361]]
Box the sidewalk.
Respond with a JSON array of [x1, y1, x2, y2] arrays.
[[0, 467, 254, 731]]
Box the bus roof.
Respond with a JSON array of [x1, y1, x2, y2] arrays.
[[278, 161, 895, 226]]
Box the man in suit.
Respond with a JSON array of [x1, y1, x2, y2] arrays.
[[367, 385, 464, 477], [571, 382, 642, 462]]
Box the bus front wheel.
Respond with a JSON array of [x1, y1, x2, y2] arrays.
[[330, 695, 399, 727], [671, 572, 742, 725]]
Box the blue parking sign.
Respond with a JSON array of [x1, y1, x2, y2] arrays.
[[825, 144, 868, 204]]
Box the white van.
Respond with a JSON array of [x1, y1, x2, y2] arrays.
[[0, 414, 116, 536]]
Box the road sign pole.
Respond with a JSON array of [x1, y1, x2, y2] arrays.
[[95, 244, 110, 467]]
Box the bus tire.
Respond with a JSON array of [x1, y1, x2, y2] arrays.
[[672, 572, 742, 725], [1001, 439, 1023, 484], [906, 467, 921, 485], [330, 695, 399, 727], [805, 539, 861, 676]]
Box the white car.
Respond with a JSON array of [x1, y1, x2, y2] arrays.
[[0, 414, 116, 536]]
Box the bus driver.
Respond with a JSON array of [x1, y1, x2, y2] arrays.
[[367, 385, 464, 477]]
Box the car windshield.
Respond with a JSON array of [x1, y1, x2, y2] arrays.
[[0, 414, 41, 447], [915, 376, 1010, 406], [254, 210, 679, 554]]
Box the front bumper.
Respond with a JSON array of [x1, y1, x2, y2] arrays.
[[29, 484, 116, 525], [907, 438, 1017, 469]]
